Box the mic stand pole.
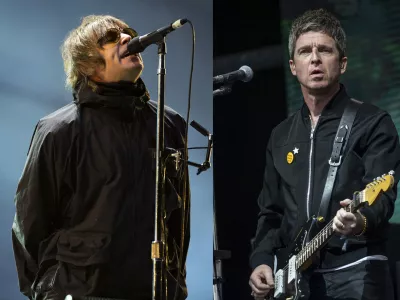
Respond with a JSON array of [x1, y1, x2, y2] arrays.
[[152, 36, 167, 300], [213, 194, 222, 300], [213, 195, 231, 300]]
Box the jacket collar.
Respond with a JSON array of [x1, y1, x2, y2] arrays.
[[300, 83, 351, 120], [73, 78, 150, 109]]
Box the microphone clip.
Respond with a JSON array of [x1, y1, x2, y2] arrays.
[[167, 120, 213, 175], [189, 120, 213, 175], [213, 84, 233, 98]]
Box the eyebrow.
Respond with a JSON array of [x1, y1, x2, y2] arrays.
[[297, 44, 334, 53]]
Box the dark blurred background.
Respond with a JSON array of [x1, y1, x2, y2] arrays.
[[213, 0, 400, 299]]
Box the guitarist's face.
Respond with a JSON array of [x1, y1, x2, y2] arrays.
[[289, 31, 348, 93]]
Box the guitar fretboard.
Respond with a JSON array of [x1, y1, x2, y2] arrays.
[[295, 191, 363, 269]]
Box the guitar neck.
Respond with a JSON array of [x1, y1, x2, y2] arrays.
[[296, 193, 364, 270], [295, 218, 335, 270]]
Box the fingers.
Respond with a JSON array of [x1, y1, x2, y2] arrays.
[[339, 199, 352, 207], [249, 281, 269, 297], [249, 274, 270, 291], [338, 209, 357, 223], [251, 290, 267, 300], [249, 265, 274, 298], [333, 215, 353, 235], [333, 199, 358, 235], [249, 280, 265, 295], [264, 271, 274, 287]]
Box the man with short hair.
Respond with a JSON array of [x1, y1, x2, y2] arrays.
[[249, 8, 399, 300]]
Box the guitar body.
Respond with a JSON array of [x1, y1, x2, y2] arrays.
[[265, 172, 395, 300], [271, 217, 324, 300]]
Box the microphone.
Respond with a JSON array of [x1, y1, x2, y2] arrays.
[[213, 65, 254, 85], [125, 18, 188, 55]]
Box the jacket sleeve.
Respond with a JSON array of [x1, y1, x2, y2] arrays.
[[249, 129, 285, 270], [358, 112, 400, 235], [11, 121, 58, 298]]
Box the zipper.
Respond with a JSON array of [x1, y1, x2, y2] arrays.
[[306, 116, 319, 219]]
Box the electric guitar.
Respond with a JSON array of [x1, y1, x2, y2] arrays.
[[268, 171, 395, 300]]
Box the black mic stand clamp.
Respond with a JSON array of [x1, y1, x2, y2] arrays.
[[165, 120, 213, 176], [213, 84, 232, 98], [187, 120, 213, 175]]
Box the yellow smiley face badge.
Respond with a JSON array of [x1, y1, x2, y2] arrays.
[[287, 147, 299, 164], [287, 152, 294, 164]]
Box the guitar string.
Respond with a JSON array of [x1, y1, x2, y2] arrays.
[[277, 192, 364, 274]]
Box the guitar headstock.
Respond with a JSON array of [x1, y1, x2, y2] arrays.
[[362, 171, 395, 206]]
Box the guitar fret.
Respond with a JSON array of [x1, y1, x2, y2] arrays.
[[284, 172, 394, 291]]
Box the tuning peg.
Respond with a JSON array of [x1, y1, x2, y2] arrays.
[[389, 170, 395, 175]]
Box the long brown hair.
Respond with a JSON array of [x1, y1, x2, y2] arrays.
[[61, 15, 129, 90]]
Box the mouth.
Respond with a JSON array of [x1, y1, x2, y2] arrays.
[[120, 51, 137, 59], [310, 70, 324, 75]]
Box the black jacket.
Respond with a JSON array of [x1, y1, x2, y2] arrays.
[[250, 84, 400, 270], [12, 81, 190, 300]]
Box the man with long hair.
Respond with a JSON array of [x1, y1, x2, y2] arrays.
[[12, 15, 190, 300]]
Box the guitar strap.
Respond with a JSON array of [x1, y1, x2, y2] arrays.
[[317, 98, 363, 220]]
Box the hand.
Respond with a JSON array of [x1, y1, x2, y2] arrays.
[[332, 199, 364, 235], [249, 264, 274, 299]]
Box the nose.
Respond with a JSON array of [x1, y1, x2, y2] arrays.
[[311, 47, 321, 65], [120, 33, 132, 45]]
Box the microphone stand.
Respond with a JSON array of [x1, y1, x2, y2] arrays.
[[212, 83, 233, 300], [213, 196, 231, 300], [153, 36, 167, 300]]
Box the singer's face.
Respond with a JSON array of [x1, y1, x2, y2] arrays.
[[92, 31, 144, 83], [289, 32, 347, 92]]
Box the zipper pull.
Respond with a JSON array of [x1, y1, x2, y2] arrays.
[[309, 115, 315, 139]]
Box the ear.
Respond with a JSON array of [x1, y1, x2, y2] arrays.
[[340, 56, 348, 74], [289, 59, 297, 76]]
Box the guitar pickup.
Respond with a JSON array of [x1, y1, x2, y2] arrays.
[[273, 269, 285, 298], [288, 255, 296, 284]]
